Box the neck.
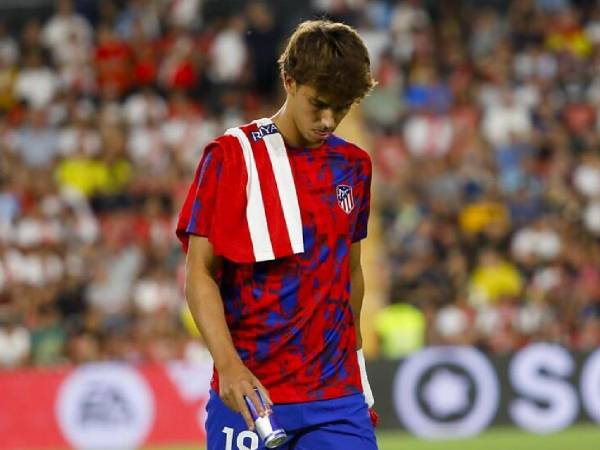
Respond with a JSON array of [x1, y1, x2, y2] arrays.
[[271, 101, 311, 148]]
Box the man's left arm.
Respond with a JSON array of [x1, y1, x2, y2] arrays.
[[349, 242, 375, 411], [350, 241, 365, 349]]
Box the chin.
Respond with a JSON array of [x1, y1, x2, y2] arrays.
[[305, 138, 323, 147], [300, 134, 318, 146]]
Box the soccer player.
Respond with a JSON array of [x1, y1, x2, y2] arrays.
[[177, 19, 378, 450]]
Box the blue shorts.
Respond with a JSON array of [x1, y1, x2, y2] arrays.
[[205, 390, 378, 450]]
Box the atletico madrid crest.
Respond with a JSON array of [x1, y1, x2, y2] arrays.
[[336, 185, 355, 214]]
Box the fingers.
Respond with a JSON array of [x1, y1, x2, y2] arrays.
[[234, 390, 256, 430], [255, 379, 273, 406], [247, 384, 268, 416], [221, 382, 266, 430], [218, 370, 271, 431]]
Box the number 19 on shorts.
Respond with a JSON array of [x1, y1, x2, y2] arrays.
[[222, 427, 259, 450]]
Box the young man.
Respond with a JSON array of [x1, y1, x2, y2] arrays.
[[177, 19, 378, 450]]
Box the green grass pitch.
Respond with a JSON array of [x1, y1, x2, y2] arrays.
[[146, 424, 600, 450], [376, 425, 600, 450]]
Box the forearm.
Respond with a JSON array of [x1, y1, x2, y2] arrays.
[[186, 264, 272, 426], [185, 267, 241, 372], [349, 259, 365, 349], [349, 252, 375, 409]]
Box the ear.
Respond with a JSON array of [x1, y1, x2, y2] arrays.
[[282, 71, 297, 96]]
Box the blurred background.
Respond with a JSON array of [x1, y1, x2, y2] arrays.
[[1, 0, 600, 449]]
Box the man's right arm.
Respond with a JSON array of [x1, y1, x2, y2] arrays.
[[185, 234, 270, 429]]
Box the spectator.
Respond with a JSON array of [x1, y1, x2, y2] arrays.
[[13, 51, 60, 109], [0, 313, 30, 367], [245, 1, 282, 97], [42, 0, 92, 61], [207, 15, 247, 86], [158, 30, 200, 92], [481, 88, 532, 148], [11, 108, 60, 168], [30, 303, 66, 366], [1, 0, 600, 366], [375, 302, 426, 358], [469, 249, 523, 306], [94, 23, 132, 97]]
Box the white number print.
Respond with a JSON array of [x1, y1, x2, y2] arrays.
[[222, 427, 259, 450]]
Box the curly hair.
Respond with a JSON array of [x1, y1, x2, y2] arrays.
[[278, 20, 376, 105]]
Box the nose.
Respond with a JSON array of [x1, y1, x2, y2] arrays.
[[319, 109, 335, 131]]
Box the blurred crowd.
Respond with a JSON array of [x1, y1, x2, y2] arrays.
[[363, 0, 600, 357], [2, 0, 600, 368], [0, 0, 290, 368]]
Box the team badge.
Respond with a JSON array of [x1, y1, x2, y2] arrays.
[[336, 185, 355, 214]]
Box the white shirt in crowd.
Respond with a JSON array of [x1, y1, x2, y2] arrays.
[[511, 226, 562, 262], [208, 19, 247, 83], [14, 67, 60, 109], [0, 326, 30, 367], [574, 163, 600, 198], [42, 11, 92, 59], [403, 114, 454, 158], [482, 95, 532, 147]]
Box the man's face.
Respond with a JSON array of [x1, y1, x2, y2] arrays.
[[285, 78, 353, 147]]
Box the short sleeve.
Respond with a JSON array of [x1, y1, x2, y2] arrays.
[[176, 143, 223, 252], [352, 156, 372, 242]]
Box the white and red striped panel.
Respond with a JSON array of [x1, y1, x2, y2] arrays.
[[224, 119, 304, 262]]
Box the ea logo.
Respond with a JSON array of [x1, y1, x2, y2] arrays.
[[56, 363, 155, 449], [393, 346, 499, 439]]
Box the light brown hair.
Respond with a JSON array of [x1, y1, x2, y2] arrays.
[[278, 20, 376, 105]]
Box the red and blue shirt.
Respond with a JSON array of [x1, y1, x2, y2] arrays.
[[176, 123, 372, 403]]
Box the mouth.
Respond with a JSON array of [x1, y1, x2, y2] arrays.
[[313, 129, 331, 140]]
